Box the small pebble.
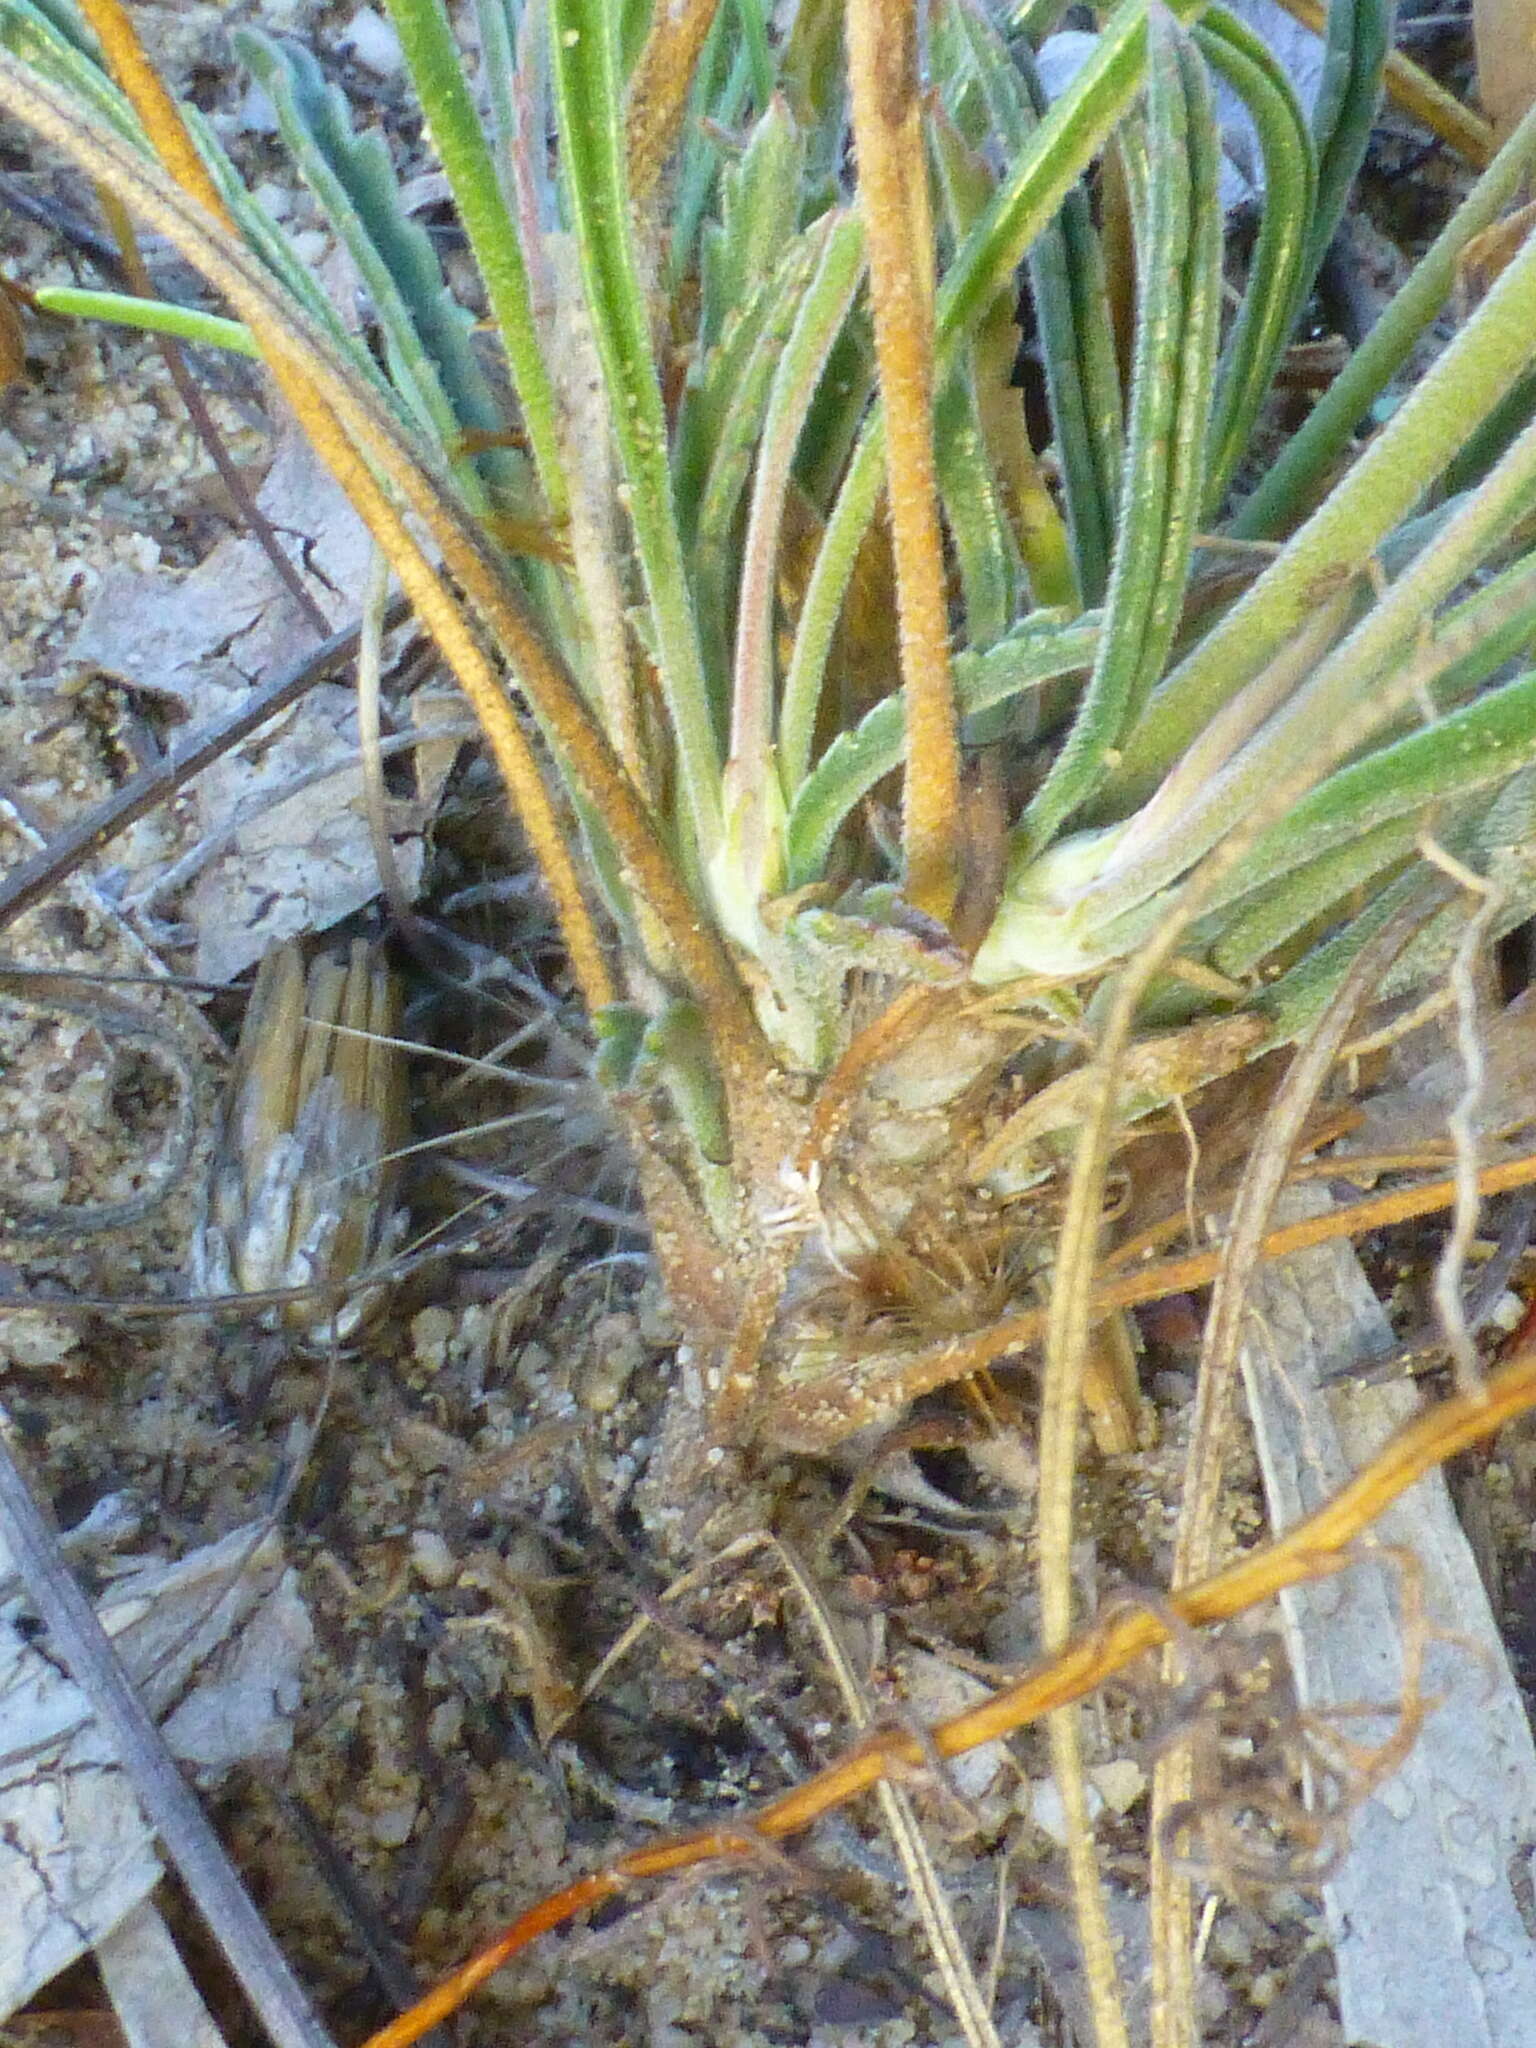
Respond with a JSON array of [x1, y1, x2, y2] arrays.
[[1090, 1757, 1146, 1814], [410, 1305, 456, 1371], [1026, 1776, 1104, 1845], [427, 1698, 464, 1752], [340, 8, 403, 76], [0, 1310, 81, 1371], [369, 1797, 419, 1848], [410, 1528, 457, 1589]]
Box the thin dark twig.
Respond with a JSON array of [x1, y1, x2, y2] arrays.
[[0, 171, 129, 279], [1321, 1185, 1536, 1385], [96, 186, 334, 637], [265, 1780, 454, 2048], [0, 1405, 336, 2048], [0, 601, 411, 932]]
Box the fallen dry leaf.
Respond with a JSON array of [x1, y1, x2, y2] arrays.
[[66, 420, 425, 982], [0, 1522, 311, 2021]]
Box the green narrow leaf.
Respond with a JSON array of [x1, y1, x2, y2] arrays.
[[1116, 208, 1536, 794], [1076, 471, 1536, 940], [782, 0, 1189, 784], [383, 0, 568, 516], [1197, 6, 1316, 512], [1017, 12, 1222, 853], [664, 10, 754, 292], [690, 225, 827, 713], [1209, 666, 1536, 964], [1233, 92, 1536, 542], [1305, 0, 1391, 284], [1207, 813, 1422, 976], [698, 93, 807, 351], [926, 88, 1021, 646], [936, 4, 1116, 607], [33, 284, 257, 353], [784, 612, 1099, 885], [727, 209, 865, 780], [549, 0, 722, 859], [1261, 767, 1536, 1038], [236, 31, 518, 506]]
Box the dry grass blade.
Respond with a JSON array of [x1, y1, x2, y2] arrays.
[[768, 1536, 1007, 2048], [1419, 833, 1502, 1388]]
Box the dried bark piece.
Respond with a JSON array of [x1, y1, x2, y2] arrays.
[[1240, 1187, 1536, 2048]]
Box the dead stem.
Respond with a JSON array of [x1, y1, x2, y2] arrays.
[[360, 1340, 1536, 2048], [764, 1139, 1536, 1447], [1418, 833, 1501, 1388], [625, 0, 724, 209], [846, 0, 960, 923]]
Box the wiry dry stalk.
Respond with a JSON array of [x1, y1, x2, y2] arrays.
[[1149, 910, 1427, 2047]]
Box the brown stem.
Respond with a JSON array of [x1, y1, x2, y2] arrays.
[[626, 0, 723, 208]]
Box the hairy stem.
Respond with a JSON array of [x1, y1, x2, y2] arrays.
[[846, 0, 960, 921]]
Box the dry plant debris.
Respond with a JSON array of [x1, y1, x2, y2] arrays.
[[0, 1519, 310, 2021], [4, 2, 1536, 2046], [1241, 1193, 1536, 2045]]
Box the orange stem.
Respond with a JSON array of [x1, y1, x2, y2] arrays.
[[846, 0, 960, 922], [75, 0, 236, 223], [764, 1141, 1536, 1443]]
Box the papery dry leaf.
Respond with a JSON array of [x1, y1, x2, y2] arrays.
[[0, 1524, 310, 2021], [1474, 0, 1536, 140], [193, 939, 406, 1340], [66, 422, 424, 982]]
